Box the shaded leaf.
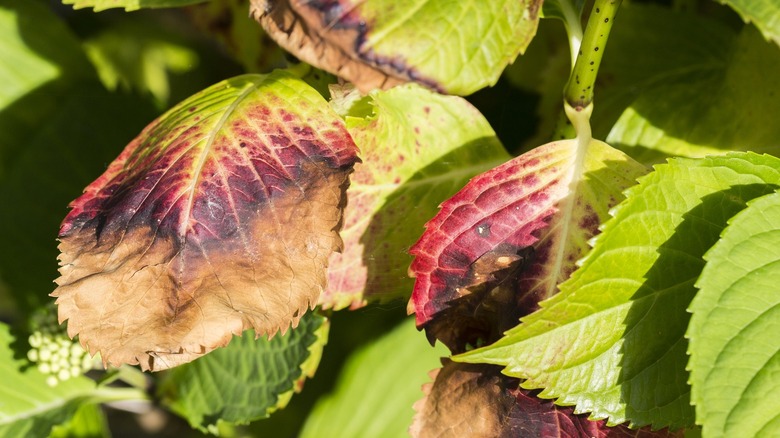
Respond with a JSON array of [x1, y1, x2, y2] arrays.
[[409, 139, 645, 352], [53, 71, 359, 371], [63, 0, 207, 12], [720, 0, 780, 46], [411, 360, 680, 438], [299, 317, 447, 438], [251, 0, 543, 95], [0, 0, 94, 178], [688, 191, 780, 437], [185, 0, 287, 73], [49, 403, 109, 438], [323, 83, 509, 310], [458, 153, 780, 429], [596, 5, 780, 163], [0, 323, 96, 438], [83, 20, 199, 107], [159, 312, 328, 433]]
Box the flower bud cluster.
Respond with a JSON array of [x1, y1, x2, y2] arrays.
[[26, 307, 92, 386]]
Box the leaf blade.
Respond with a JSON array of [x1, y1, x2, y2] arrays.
[[457, 153, 780, 429], [159, 311, 328, 432], [54, 71, 359, 370], [252, 0, 543, 95], [688, 191, 780, 437]]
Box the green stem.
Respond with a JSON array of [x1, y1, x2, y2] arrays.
[[86, 386, 149, 405], [564, 0, 622, 110], [557, 0, 584, 69]]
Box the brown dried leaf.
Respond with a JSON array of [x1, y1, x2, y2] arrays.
[[53, 71, 358, 370]]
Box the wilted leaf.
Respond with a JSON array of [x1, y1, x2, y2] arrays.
[[159, 312, 328, 432], [410, 360, 679, 438], [323, 84, 509, 310], [458, 153, 780, 429], [299, 318, 447, 438], [63, 0, 206, 12], [53, 71, 359, 371], [409, 139, 645, 352], [251, 0, 543, 95], [688, 191, 780, 437]]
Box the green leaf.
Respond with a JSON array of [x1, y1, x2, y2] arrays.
[[83, 19, 198, 106], [596, 5, 780, 163], [62, 0, 207, 12], [159, 312, 329, 433], [0, 0, 94, 177], [323, 83, 510, 310], [186, 0, 287, 73], [299, 318, 447, 438], [456, 153, 780, 429], [0, 323, 95, 437], [720, 0, 780, 46], [688, 191, 780, 437], [254, 0, 543, 95], [49, 403, 109, 438]]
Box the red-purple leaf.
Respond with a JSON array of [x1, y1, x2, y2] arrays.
[[409, 140, 646, 352], [410, 360, 682, 438], [53, 71, 358, 370]]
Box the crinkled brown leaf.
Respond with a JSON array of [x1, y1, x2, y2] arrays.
[[410, 360, 682, 438], [53, 71, 358, 371], [250, 0, 542, 95]]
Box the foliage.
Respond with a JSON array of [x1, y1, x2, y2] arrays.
[[1, 0, 780, 437]]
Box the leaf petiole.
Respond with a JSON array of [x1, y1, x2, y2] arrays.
[[564, 0, 622, 110]]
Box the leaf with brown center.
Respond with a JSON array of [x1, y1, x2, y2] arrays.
[[53, 71, 359, 371]]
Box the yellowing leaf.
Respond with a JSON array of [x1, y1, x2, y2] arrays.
[[53, 71, 359, 371]]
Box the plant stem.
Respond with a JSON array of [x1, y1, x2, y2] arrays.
[[557, 0, 584, 68], [564, 0, 622, 111]]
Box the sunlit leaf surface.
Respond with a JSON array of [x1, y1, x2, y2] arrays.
[[63, 0, 206, 12], [53, 71, 358, 370], [409, 139, 645, 352], [251, 0, 542, 95], [688, 191, 780, 437], [458, 153, 780, 429]]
